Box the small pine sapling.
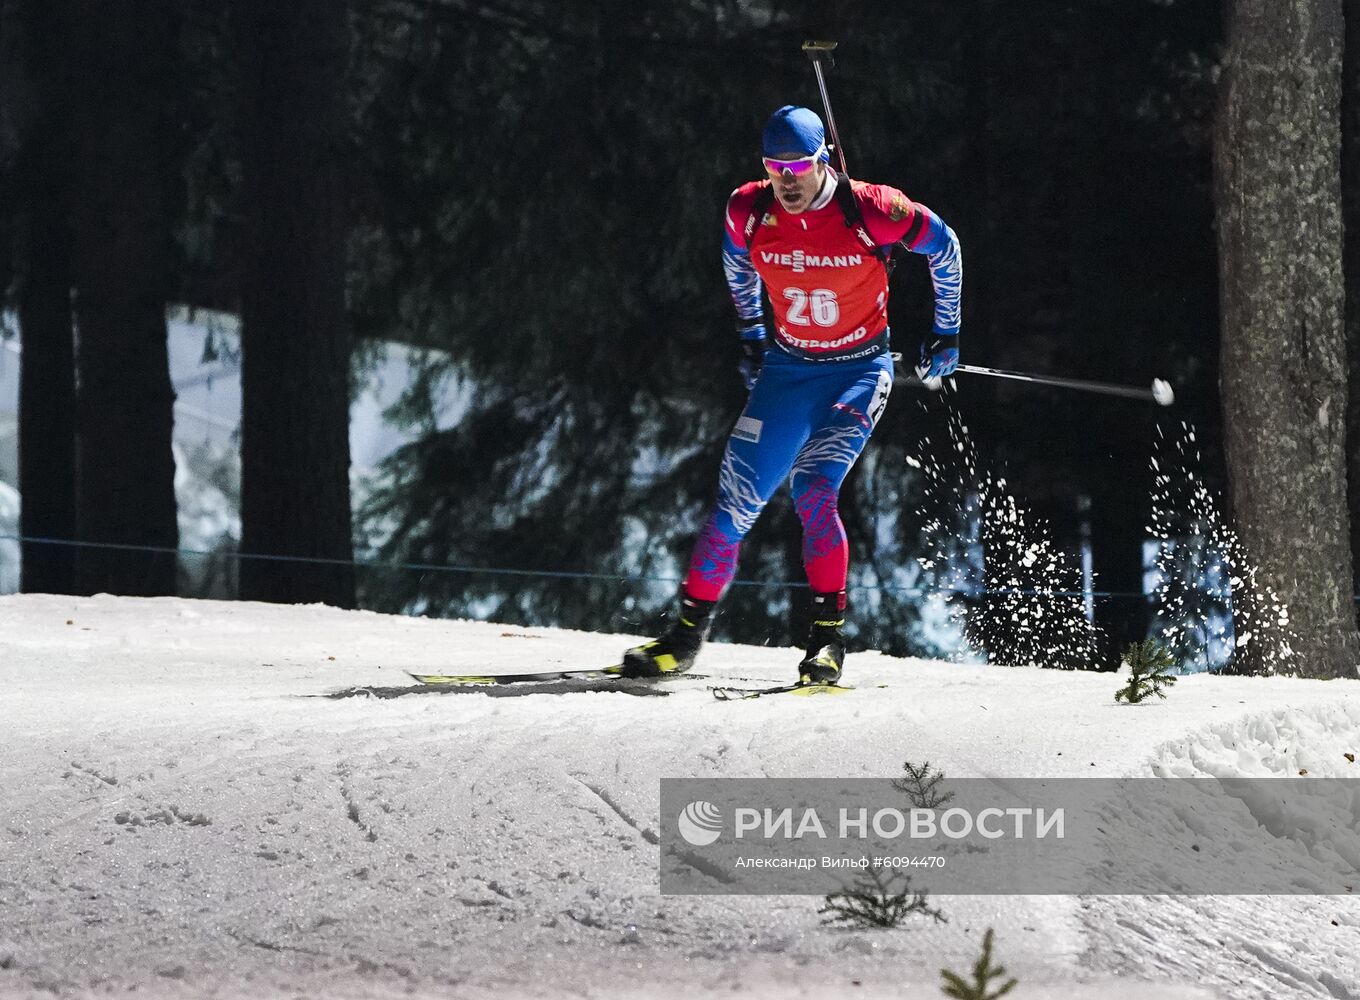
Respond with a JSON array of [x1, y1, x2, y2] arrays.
[[894, 760, 954, 809], [940, 928, 1017, 999], [819, 865, 947, 929], [1115, 639, 1179, 704]]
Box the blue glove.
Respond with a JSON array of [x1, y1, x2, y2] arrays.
[[737, 322, 768, 390], [916, 333, 959, 380]]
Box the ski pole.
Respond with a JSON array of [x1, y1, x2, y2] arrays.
[[891, 355, 1174, 405], [954, 363, 1175, 406], [802, 40, 849, 175]]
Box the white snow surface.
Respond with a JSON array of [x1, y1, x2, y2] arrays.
[[2, 594, 1358, 1000]]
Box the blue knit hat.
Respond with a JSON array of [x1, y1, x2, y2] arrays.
[[762, 105, 830, 160]]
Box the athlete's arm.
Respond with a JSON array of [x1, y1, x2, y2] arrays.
[[859, 185, 962, 338], [722, 185, 766, 326], [722, 231, 764, 325], [722, 185, 769, 388], [914, 212, 962, 339]]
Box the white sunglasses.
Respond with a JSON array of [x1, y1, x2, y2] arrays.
[[762, 143, 828, 177]]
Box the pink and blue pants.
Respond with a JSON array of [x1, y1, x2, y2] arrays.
[[683, 347, 894, 601]]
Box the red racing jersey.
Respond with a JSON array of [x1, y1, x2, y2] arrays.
[[724, 178, 935, 359]]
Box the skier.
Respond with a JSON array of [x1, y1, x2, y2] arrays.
[[622, 105, 962, 685]]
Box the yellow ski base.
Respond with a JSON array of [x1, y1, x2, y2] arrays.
[[408, 665, 625, 686], [787, 683, 851, 696]]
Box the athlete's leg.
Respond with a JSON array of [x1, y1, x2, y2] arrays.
[[788, 354, 893, 592], [621, 356, 819, 677], [684, 355, 820, 601]]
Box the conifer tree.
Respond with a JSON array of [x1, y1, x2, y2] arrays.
[[940, 928, 1017, 1000], [1115, 639, 1179, 704]]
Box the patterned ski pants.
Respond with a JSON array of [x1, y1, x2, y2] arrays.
[[684, 346, 894, 601]]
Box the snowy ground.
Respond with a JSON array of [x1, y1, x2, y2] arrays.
[[2, 594, 1358, 1000]]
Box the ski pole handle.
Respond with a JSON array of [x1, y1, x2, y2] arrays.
[[802, 39, 838, 65]]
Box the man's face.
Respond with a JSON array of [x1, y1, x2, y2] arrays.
[[764, 155, 827, 214]]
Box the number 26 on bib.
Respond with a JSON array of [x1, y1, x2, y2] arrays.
[[782, 288, 839, 328]]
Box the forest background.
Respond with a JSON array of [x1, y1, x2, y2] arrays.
[[7, 0, 1355, 676]]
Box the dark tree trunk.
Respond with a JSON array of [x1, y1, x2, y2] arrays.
[[66, 0, 179, 597], [1217, 0, 1360, 677], [235, 0, 355, 607], [1344, 0, 1360, 611], [6, 0, 78, 594]]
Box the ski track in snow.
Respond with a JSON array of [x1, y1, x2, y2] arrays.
[[0, 594, 1357, 999]]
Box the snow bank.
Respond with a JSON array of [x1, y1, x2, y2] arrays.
[[1, 594, 1356, 999]]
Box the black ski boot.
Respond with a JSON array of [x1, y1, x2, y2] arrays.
[[798, 590, 847, 685], [621, 592, 718, 677]]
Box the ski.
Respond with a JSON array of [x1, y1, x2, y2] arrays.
[[406, 666, 717, 686], [710, 681, 854, 701], [407, 665, 630, 686]]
